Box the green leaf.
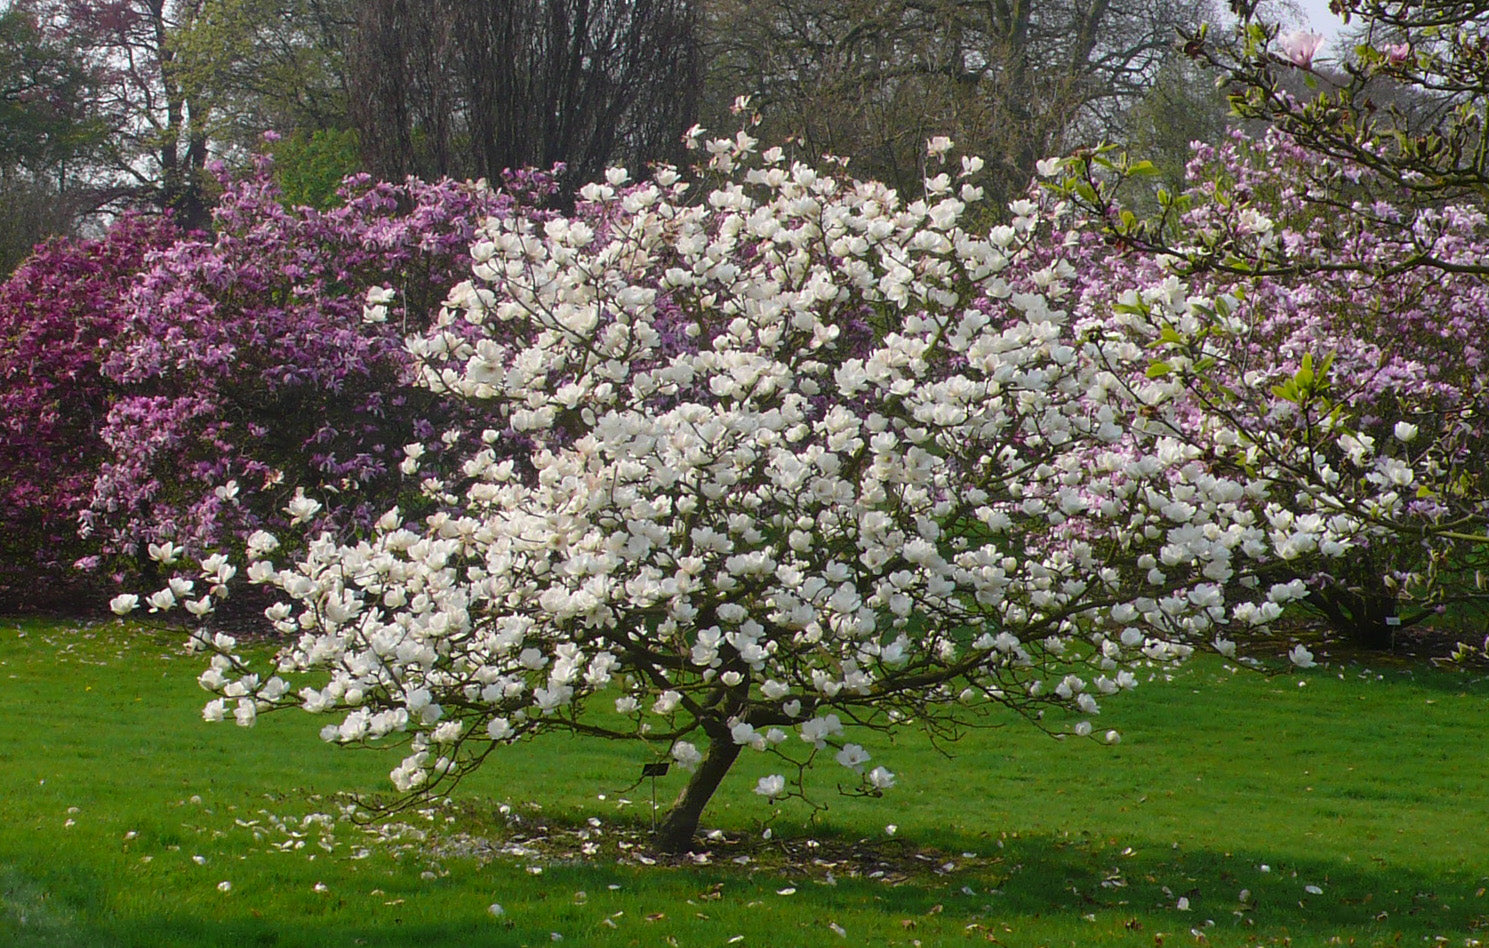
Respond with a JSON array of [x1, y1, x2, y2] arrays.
[[1296, 353, 1315, 389]]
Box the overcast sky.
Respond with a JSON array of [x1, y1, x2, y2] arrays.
[[1298, 0, 1347, 40]]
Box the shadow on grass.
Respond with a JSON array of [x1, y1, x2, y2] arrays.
[[917, 826, 1489, 943], [5, 817, 1489, 947], [2, 863, 99, 948], [640, 812, 1489, 943]]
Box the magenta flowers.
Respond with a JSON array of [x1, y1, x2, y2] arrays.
[[1, 153, 526, 605], [0, 215, 178, 608]]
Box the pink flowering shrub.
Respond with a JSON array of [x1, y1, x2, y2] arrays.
[[140, 122, 1346, 851], [79, 157, 524, 586], [1047, 131, 1489, 646], [0, 216, 178, 609]]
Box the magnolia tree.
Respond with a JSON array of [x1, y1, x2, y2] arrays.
[[1161, 0, 1489, 651], [125, 118, 1361, 852], [1046, 129, 1489, 648], [1187, 2, 1488, 206]]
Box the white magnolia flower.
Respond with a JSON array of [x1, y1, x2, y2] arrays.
[[234, 699, 257, 727], [246, 530, 279, 554], [730, 721, 766, 750], [147, 541, 182, 565], [834, 743, 870, 771], [1288, 644, 1317, 669], [754, 774, 786, 799], [284, 489, 322, 525], [671, 741, 703, 771]]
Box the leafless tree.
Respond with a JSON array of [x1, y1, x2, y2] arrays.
[[703, 0, 1217, 202], [347, 0, 700, 188]]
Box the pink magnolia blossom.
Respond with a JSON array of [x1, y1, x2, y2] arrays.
[[1277, 30, 1325, 68]]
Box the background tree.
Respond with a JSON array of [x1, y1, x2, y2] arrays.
[[168, 0, 352, 150], [346, 0, 700, 189], [1121, 56, 1233, 197], [701, 0, 1218, 203], [10, 0, 697, 227], [172, 0, 361, 209], [16, 0, 355, 228], [266, 126, 363, 208], [0, 5, 107, 271], [15, 0, 216, 227]]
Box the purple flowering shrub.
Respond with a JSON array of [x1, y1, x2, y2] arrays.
[[77, 157, 525, 585], [0, 216, 179, 609], [0, 150, 554, 612]]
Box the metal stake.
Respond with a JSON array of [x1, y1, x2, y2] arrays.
[[640, 762, 670, 834]]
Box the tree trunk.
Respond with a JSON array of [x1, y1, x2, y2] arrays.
[[1308, 587, 1399, 650], [653, 731, 740, 854]]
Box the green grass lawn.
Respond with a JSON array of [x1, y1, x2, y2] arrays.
[[2, 617, 1487, 947]]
